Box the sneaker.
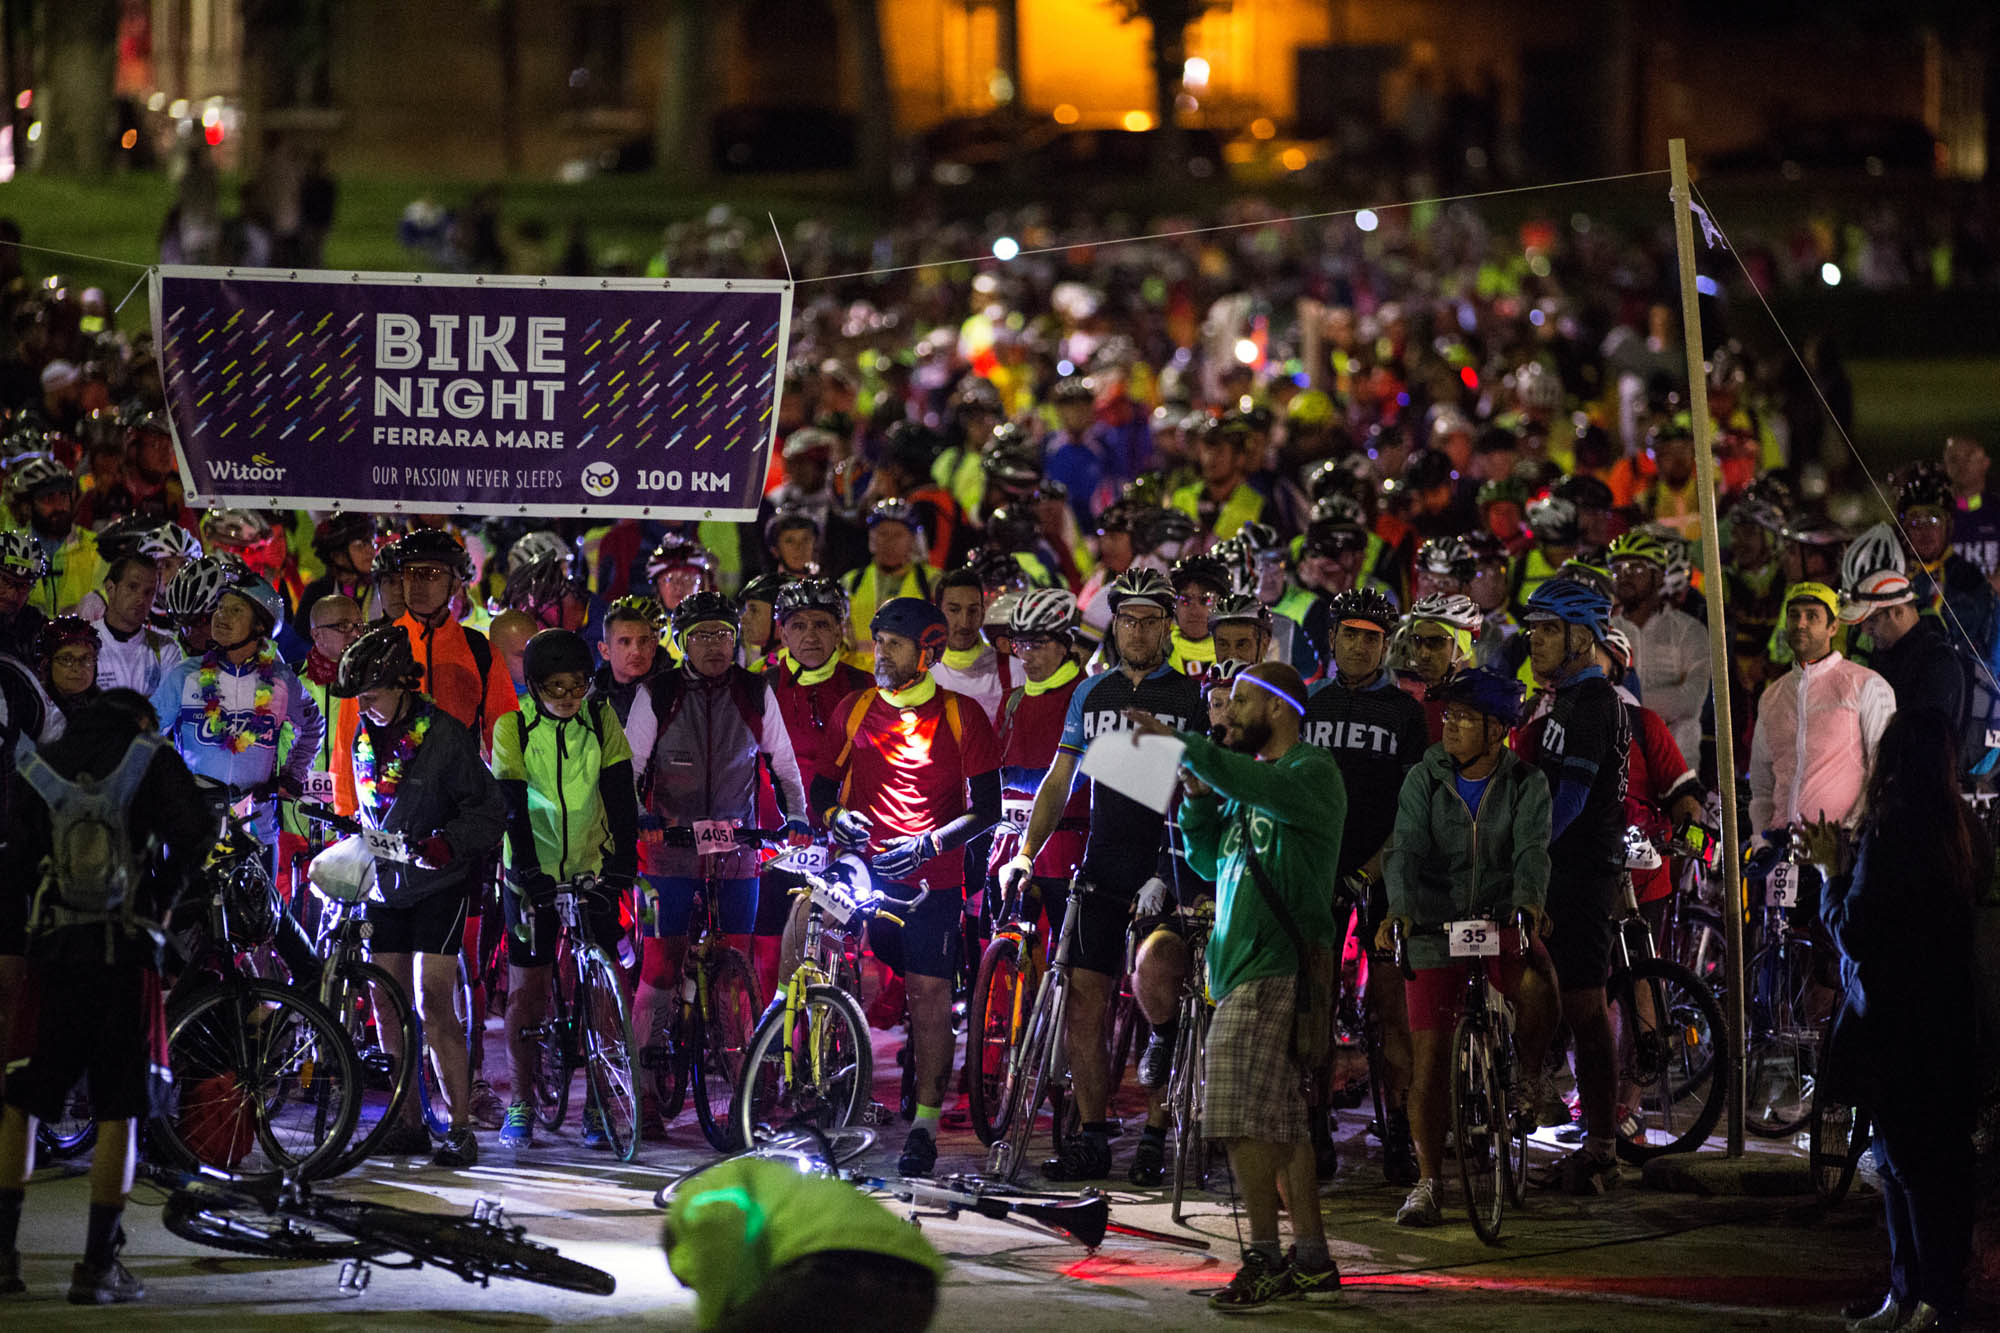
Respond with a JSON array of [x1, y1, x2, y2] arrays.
[[1042, 1132, 1112, 1181], [499, 1101, 534, 1148], [1611, 1103, 1643, 1149], [581, 1106, 610, 1150], [0, 1248, 22, 1296], [897, 1126, 938, 1178], [67, 1255, 143, 1306], [469, 1078, 506, 1131], [1282, 1246, 1342, 1300], [1894, 1302, 1945, 1331], [1548, 1145, 1619, 1196], [1381, 1108, 1419, 1187], [1844, 1293, 1907, 1332], [1209, 1247, 1291, 1312], [1129, 1130, 1167, 1186], [376, 1121, 433, 1157], [1137, 1030, 1175, 1089], [433, 1126, 480, 1168], [1396, 1178, 1444, 1228]]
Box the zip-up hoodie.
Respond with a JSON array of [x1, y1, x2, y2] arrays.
[[1748, 650, 1896, 832], [491, 696, 640, 890], [1383, 744, 1552, 971]]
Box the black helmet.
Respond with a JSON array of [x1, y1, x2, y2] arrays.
[[763, 506, 820, 550], [1897, 460, 1955, 515], [672, 590, 739, 640], [387, 527, 474, 582], [1308, 493, 1369, 530], [523, 628, 593, 686], [774, 577, 847, 623], [951, 376, 1003, 414], [504, 554, 578, 615], [1326, 588, 1399, 634], [1400, 448, 1456, 492], [739, 571, 788, 607], [1049, 375, 1094, 404], [1132, 507, 1197, 554], [969, 547, 1028, 592], [312, 511, 378, 563], [1211, 592, 1270, 629], [981, 431, 1042, 493], [332, 623, 420, 698], [983, 505, 1038, 552], [1550, 474, 1614, 513], [1095, 500, 1141, 536], [1302, 518, 1368, 560], [880, 421, 942, 477], [1170, 554, 1231, 595]]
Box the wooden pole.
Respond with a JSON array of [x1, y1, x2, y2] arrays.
[[1667, 138, 1746, 1156]]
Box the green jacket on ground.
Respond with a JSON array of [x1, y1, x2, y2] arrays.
[[1383, 743, 1552, 971], [1176, 731, 1345, 1002]]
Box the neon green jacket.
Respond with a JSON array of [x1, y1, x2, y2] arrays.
[[489, 697, 639, 885]]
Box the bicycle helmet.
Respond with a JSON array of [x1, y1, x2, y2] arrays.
[[968, 547, 1030, 594], [219, 851, 281, 951], [605, 592, 669, 630], [34, 615, 96, 672], [1896, 460, 1955, 516], [672, 590, 739, 640], [1048, 375, 1094, 405], [981, 430, 1043, 495], [1842, 521, 1906, 591], [1660, 535, 1694, 600], [523, 628, 594, 685], [1208, 658, 1252, 689], [983, 505, 1039, 553], [870, 595, 949, 655], [1170, 554, 1231, 595], [199, 507, 275, 550], [1236, 521, 1283, 559], [1289, 389, 1336, 430], [1601, 625, 1634, 681], [763, 506, 820, 549], [1477, 477, 1531, 511], [774, 577, 847, 624], [879, 421, 941, 477], [502, 553, 578, 615], [781, 426, 837, 461], [1730, 496, 1788, 536], [1301, 518, 1368, 560], [158, 553, 248, 620], [951, 376, 1003, 414], [1211, 592, 1271, 629], [1781, 516, 1847, 550], [1415, 536, 1475, 581], [1133, 507, 1198, 557], [645, 535, 716, 581], [1327, 588, 1399, 634], [1512, 361, 1562, 413], [866, 497, 918, 530], [1408, 593, 1483, 634], [1400, 447, 1456, 493], [311, 511, 378, 564], [1010, 587, 1078, 637], [505, 529, 572, 577], [1094, 500, 1141, 537], [1551, 473, 1614, 513], [1607, 529, 1672, 568], [1105, 568, 1175, 617], [1308, 493, 1370, 532], [388, 527, 475, 582], [1305, 453, 1378, 505], [1522, 577, 1612, 639], [1461, 530, 1509, 566], [1556, 557, 1615, 597], [220, 573, 284, 630], [8, 453, 74, 499], [1525, 493, 1580, 545], [1429, 667, 1526, 727], [332, 623, 420, 697], [0, 530, 48, 581]]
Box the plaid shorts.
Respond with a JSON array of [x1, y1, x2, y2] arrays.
[[1202, 972, 1307, 1145]]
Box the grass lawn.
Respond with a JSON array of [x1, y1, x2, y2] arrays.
[[1848, 357, 2000, 469]]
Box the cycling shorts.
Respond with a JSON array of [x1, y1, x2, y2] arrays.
[[866, 882, 961, 981], [1544, 867, 1618, 991], [1403, 929, 1548, 1033], [367, 890, 470, 957], [642, 875, 759, 939], [1047, 883, 1133, 979], [503, 885, 624, 970], [4, 962, 163, 1123]]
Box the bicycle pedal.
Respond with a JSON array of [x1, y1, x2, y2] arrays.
[[986, 1141, 1015, 1178], [337, 1259, 371, 1295], [471, 1198, 509, 1227]]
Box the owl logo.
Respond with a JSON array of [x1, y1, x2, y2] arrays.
[[581, 462, 620, 497]]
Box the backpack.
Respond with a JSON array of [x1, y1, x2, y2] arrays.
[[16, 733, 164, 954], [831, 687, 965, 808], [463, 625, 495, 736]]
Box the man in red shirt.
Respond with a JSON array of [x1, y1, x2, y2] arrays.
[[814, 596, 1002, 1177]]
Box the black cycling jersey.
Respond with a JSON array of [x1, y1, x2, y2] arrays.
[[1518, 667, 1630, 873], [1058, 661, 1203, 897], [1303, 671, 1428, 879]]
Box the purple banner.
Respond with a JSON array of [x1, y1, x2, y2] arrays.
[[152, 267, 791, 520]]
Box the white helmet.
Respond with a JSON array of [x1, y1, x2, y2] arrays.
[[1010, 587, 1079, 637], [1407, 593, 1482, 635], [1841, 520, 1905, 595]]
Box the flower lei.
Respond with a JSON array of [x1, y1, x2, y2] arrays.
[[198, 642, 280, 755], [355, 707, 434, 811]]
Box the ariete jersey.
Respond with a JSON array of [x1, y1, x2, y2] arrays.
[[1516, 667, 1631, 872], [1303, 672, 1429, 878], [1058, 662, 1203, 896]]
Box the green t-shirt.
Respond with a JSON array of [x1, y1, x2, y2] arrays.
[[666, 1159, 946, 1329], [1176, 732, 1346, 1001]]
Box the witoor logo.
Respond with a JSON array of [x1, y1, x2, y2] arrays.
[[581, 462, 620, 497], [207, 458, 287, 484]]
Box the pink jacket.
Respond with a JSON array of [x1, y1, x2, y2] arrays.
[[1749, 651, 1896, 831]]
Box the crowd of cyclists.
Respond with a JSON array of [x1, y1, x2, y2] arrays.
[[0, 194, 1992, 1323]]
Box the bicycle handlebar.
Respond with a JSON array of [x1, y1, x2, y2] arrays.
[[1389, 909, 1537, 981]]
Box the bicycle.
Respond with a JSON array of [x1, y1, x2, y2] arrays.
[[966, 877, 1054, 1146], [1390, 914, 1532, 1245], [1742, 837, 1831, 1137], [1808, 1093, 1871, 1206], [151, 791, 362, 1185], [1166, 900, 1215, 1226], [151, 1165, 615, 1296], [1596, 829, 1730, 1162], [638, 823, 788, 1151], [519, 873, 641, 1162], [730, 857, 918, 1151]]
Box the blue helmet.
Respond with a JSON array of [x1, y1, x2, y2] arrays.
[[1523, 577, 1612, 641], [871, 596, 948, 657], [1430, 667, 1526, 728]]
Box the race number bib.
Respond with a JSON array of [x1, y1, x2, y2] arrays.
[[1766, 862, 1798, 908], [1447, 920, 1500, 958], [1000, 795, 1034, 831], [363, 827, 413, 863], [303, 770, 337, 804], [771, 844, 829, 876], [693, 820, 738, 855]]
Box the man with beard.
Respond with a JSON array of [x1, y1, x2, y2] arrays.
[[1126, 662, 1345, 1309], [8, 457, 100, 617], [814, 597, 1001, 1178]]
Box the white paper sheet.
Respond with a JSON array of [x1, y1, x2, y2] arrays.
[[1079, 732, 1188, 814]]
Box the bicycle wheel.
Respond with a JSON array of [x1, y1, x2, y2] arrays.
[[1810, 1097, 1869, 1205], [323, 961, 422, 1177], [1667, 903, 1727, 990], [535, 939, 577, 1132], [998, 975, 1065, 1184], [36, 1081, 96, 1160], [154, 980, 362, 1185], [579, 950, 640, 1162], [1169, 1001, 1209, 1224], [1450, 1015, 1506, 1245], [163, 1193, 386, 1261], [1109, 989, 1146, 1088], [967, 934, 1027, 1146], [693, 948, 760, 1151], [1745, 941, 1821, 1137], [732, 984, 872, 1150], [329, 1205, 615, 1296], [1610, 957, 1727, 1162]]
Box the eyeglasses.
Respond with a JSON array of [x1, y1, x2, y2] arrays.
[[51, 650, 95, 671], [313, 619, 364, 637], [404, 565, 452, 584], [1010, 635, 1057, 653], [1904, 512, 1946, 529], [1176, 592, 1219, 609], [1440, 708, 1487, 728], [684, 628, 737, 646], [1412, 634, 1455, 651], [538, 681, 589, 700], [1114, 613, 1170, 630]]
